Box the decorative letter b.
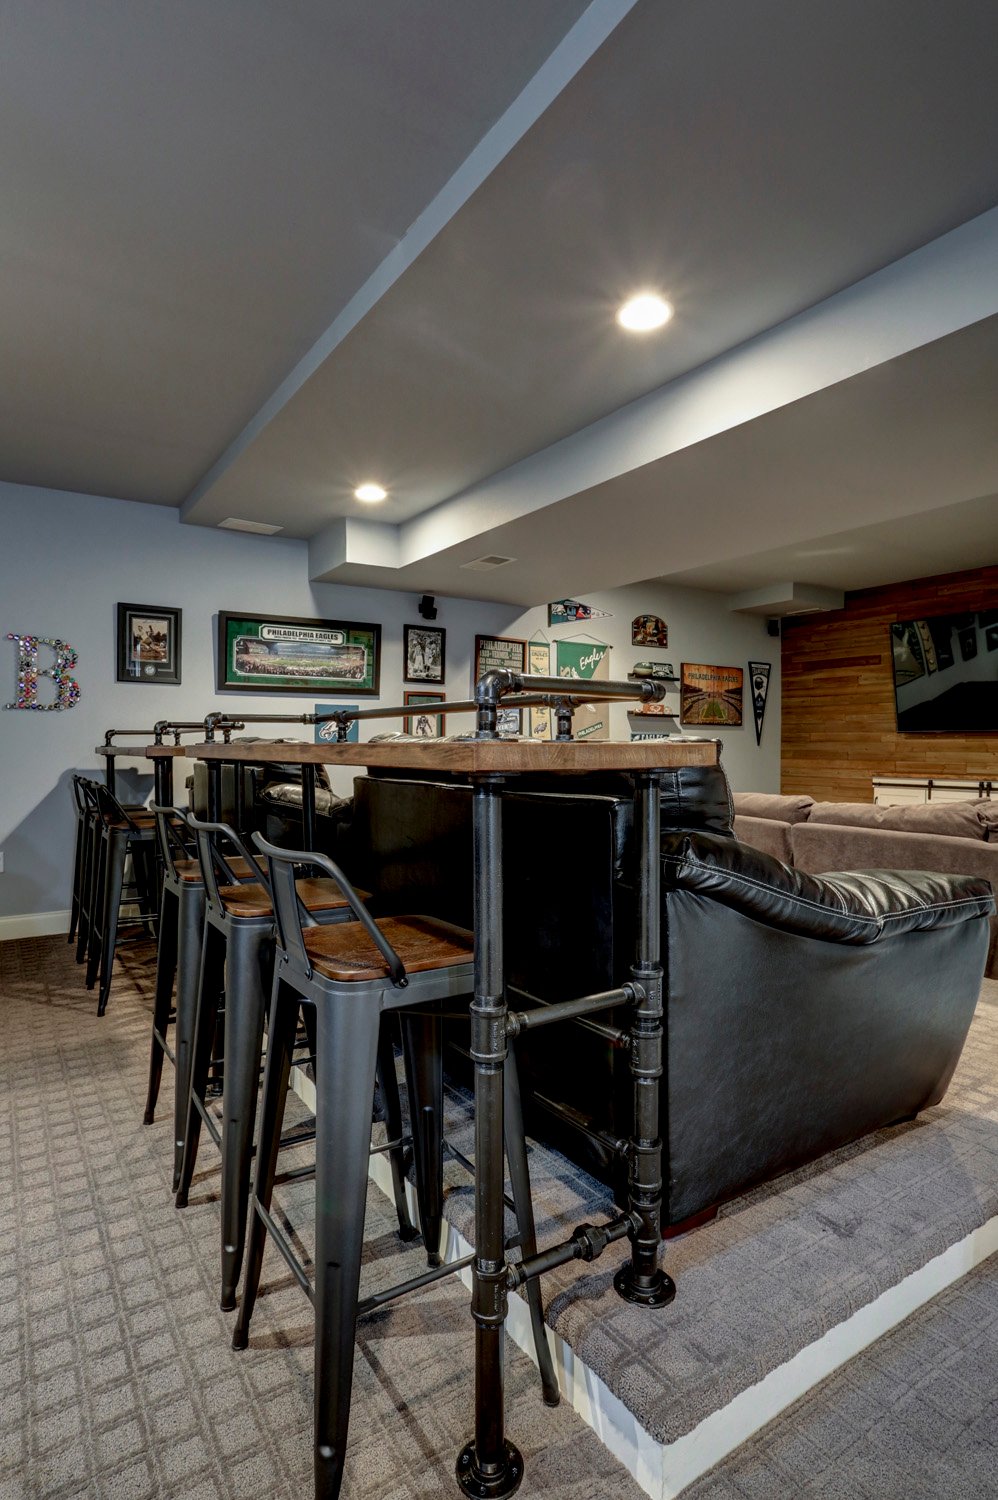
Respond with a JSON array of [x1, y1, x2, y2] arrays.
[[5, 633, 81, 711]]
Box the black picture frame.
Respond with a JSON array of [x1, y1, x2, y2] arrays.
[[403, 690, 445, 737], [116, 603, 182, 684], [403, 623, 446, 684], [216, 612, 381, 695]]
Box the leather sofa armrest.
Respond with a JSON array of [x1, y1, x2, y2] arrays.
[[662, 830, 995, 944]]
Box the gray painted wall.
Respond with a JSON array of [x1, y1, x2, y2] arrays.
[[0, 482, 779, 922]]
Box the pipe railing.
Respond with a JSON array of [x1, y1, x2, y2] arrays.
[[200, 675, 666, 744]]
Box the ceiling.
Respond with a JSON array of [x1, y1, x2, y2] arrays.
[[2, 0, 998, 604]]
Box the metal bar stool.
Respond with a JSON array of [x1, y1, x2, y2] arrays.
[[68, 774, 95, 946], [69, 775, 101, 954], [174, 814, 410, 1311], [85, 783, 159, 1015], [143, 806, 208, 1192], [233, 836, 558, 1500]]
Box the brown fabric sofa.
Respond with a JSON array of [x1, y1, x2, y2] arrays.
[[733, 792, 998, 975]]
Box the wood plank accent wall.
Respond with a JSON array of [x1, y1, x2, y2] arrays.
[[781, 565, 998, 802]]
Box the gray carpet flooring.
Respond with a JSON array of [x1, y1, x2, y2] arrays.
[[4, 936, 997, 1500], [684, 1251, 998, 1500], [0, 935, 648, 1500]]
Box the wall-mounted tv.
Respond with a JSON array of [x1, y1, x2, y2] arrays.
[[890, 611, 998, 733]]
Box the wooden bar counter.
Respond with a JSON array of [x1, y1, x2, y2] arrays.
[[185, 734, 719, 774]]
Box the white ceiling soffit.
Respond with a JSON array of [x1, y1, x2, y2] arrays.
[[303, 211, 998, 601], [185, 0, 998, 537], [0, 0, 596, 503], [663, 492, 998, 598]]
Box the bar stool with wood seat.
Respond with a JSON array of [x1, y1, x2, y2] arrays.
[[143, 806, 207, 1192], [143, 807, 269, 1186], [70, 776, 101, 956], [233, 836, 558, 1500], [85, 783, 159, 1015], [68, 774, 96, 948], [174, 814, 414, 1312]]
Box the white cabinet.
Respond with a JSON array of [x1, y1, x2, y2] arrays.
[[872, 775, 994, 806]]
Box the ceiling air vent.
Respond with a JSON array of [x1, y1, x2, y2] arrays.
[[461, 555, 516, 571], [218, 517, 284, 535]]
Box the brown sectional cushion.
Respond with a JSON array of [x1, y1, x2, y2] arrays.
[[808, 798, 996, 842], [732, 792, 815, 825], [733, 814, 794, 865]]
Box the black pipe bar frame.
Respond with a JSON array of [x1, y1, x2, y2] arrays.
[[189, 672, 683, 1496], [505, 983, 640, 1039]]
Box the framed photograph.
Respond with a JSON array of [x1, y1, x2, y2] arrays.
[[217, 612, 381, 695], [116, 603, 182, 684], [403, 624, 446, 684], [403, 691, 445, 737], [474, 634, 526, 685], [680, 662, 744, 727]]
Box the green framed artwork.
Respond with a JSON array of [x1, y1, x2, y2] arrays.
[[216, 612, 381, 695]]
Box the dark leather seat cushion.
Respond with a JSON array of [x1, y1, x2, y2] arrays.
[[662, 830, 995, 943]]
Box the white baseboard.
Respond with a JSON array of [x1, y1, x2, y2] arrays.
[[0, 909, 71, 941], [288, 1062, 998, 1498]]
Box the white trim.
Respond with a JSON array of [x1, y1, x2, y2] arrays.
[[0, 909, 71, 941], [289, 1063, 998, 1498]]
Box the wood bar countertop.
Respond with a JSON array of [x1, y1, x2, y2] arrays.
[[184, 737, 719, 774], [94, 744, 154, 759], [142, 744, 194, 758]]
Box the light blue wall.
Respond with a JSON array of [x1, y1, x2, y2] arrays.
[[0, 482, 780, 923]]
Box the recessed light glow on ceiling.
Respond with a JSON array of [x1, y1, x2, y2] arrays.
[[616, 293, 673, 333], [354, 482, 387, 503]]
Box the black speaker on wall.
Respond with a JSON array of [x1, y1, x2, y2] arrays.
[[767, 618, 781, 638], [418, 595, 437, 620]]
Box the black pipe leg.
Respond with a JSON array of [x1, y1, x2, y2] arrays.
[[458, 774, 523, 1500], [233, 981, 299, 1349], [219, 925, 271, 1311], [503, 1049, 559, 1408], [312, 997, 381, 1500], [145, 885, 178, 1124], [615, 771, 674, 1310], [175, 922, 224, 1209], [400, 1009, 444, 1262], [172, 884, 208, 1192], [376, 1018, 419, 1244]]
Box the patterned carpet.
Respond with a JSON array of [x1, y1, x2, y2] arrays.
[[683, 1251, 998, 1499], [3, 936, 997, 1500], [0, 935, 648, 1500]]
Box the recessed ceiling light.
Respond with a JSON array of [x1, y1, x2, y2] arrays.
[[354, 482, 387, 503], [616, 293, 673, 333]]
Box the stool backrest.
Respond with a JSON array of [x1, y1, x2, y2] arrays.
[[94, 781, 141, 832], [186, 812, 271, 916], [151, 804, 197, 883], [252, 833, 408, 986]]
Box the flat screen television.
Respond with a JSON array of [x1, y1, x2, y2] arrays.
[[890, 611, 998, 733]]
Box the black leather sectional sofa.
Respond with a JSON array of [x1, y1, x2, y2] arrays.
[[346, 764, 993, 1228]]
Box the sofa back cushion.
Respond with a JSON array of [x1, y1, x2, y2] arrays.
[[732, 792, 814, 825], [808, 798, 997, 842]]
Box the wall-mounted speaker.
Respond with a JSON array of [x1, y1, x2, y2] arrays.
[[766, 618, 781, 638], [418, 594, 437, 620]]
